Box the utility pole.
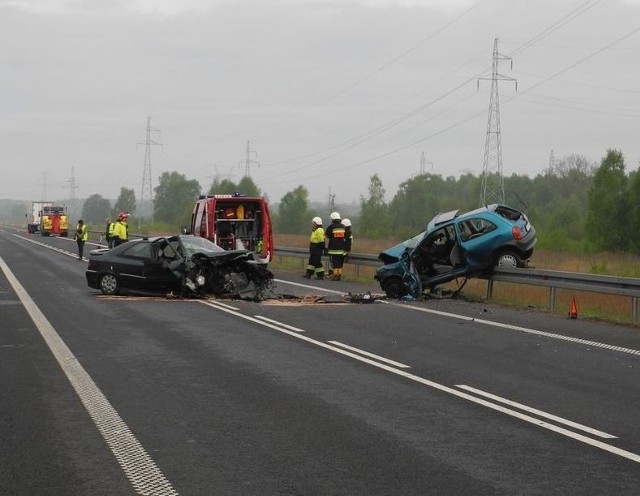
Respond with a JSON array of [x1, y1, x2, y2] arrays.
[[64, 166, 79, 221], [478, 38, 517, 206], [238, 140, 260, 177], [137, 116, 162, 226]]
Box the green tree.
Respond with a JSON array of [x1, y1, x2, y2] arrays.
[[389, 174, 446, 238], [626, 169, 640, 252], [359, 174, 390, 239], [81, 194, 112, 225], [154, 172, 202, 226], [586, 149, 627, 251], [237, 176, 261, 197], [208, 178, 238, 195], [277, 185, 310, 234], [113, 187, 136, 217]]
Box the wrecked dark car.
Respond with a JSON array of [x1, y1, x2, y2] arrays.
[[85, 234, 273, 301], [374, 204, 536, 299]]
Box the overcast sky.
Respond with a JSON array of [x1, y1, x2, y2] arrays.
[[2, 0, 640, 206]]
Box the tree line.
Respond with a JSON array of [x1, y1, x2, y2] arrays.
[[75, 149, 637, 254]]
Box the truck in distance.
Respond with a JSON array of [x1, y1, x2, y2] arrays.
[[27, 201, 69, 237]]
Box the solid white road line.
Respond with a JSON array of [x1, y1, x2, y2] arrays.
[[0, 257, 178, 496], [204, 299, 239, 311], [386, 300, 640, 357], [253, 315, 306, 333], [202, 299, 640, 465], [456, 384, 617, 439], [328, 340, 411, 368]]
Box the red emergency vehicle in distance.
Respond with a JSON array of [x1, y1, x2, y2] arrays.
[[190, 194, 274, 263]]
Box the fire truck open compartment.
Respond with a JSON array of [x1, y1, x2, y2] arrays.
[[191, 195, 273, 263]]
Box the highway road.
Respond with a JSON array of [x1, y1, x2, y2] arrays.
[[1, 227, 640, 495]]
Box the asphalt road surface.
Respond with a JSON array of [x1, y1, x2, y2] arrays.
[[1, 227, 640, 495]]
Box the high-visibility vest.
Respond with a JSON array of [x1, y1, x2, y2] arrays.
[[112, 221, 127, 240], [76, 224, 88, 241], [310, 226, 325, 244]]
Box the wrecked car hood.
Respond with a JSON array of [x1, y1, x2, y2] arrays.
[[378, 229, 427, 265]]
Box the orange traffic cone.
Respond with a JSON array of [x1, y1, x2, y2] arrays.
[[568, 296, 578, 319]]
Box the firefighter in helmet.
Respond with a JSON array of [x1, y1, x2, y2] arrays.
[[342, 218, 353, 262], [304, 216, 325, 279], [325, 212, 347, 281], [111, 212, 129, 247]]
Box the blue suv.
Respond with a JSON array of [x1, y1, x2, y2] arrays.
[[374, 204, 536, 298]]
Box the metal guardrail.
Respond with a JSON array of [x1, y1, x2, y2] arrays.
[[275, 246, 640, 322], [81, 232, 640, 321], [484, 267, 640, 321]]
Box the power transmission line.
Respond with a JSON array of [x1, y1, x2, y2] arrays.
[[213, 1, 485, 141], [242, 0, 603, 181], [264, 1, 628, 189]]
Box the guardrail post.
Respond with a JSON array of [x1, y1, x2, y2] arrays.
[[549, 287, 556, 312], [486, 280, 493, 299], [633, 297, 639, 323]]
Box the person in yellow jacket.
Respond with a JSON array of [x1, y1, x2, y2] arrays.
[[111, 212, 129, 247], [104, 217, 115, 248], [74, 219, 88, 260], [304, 217, 325, 279]]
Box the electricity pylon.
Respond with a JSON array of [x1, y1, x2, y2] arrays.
[[137, 116, 162, 225], [478, 38, 517, 206], [419, 151, 433, 175], [64, 166, 79, 221], [238, 140, 260, 177]]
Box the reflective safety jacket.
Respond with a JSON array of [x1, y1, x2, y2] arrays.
[[325, 220, 347, 255], [107, 222, 115, 237], [309, 226, 325, 245], [309, 226, 325, 254], [75, 223, 88, 242], [112, 220, 128, 241]]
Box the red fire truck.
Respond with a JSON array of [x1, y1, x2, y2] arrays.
[[190, 194, 274, 263]]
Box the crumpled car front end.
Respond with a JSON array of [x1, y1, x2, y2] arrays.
[[375, 248, 422, 299], [182, 251, 274, 301]]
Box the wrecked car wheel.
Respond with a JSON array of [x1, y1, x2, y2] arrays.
[[382, 278, 407, 299], [99, 273, 119, 295], [495, 251, 522, 268]]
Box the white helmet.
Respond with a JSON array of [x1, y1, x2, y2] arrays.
[[312, 216, 322, 225], [342, 218, 351, 227], [330, 211, 341, 220]]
